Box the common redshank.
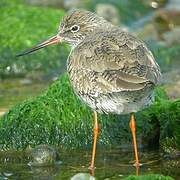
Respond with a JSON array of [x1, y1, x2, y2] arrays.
[[17, 10, 161, 175]]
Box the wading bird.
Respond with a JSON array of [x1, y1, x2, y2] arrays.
[[17, 10, 161, 175]]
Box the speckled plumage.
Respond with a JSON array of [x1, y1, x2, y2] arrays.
[[16, 9, 162, 170], [18, 10, 161, 114], [59, 10, 161, 114]]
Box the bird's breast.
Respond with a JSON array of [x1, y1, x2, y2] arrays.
[[67, 50, 94, 95]]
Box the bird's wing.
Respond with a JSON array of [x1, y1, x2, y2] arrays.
[[70, 30, 161, 94]]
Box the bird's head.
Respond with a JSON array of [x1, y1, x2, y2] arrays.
[[16, 10, 109, 56], [58, 10, 109, 46]]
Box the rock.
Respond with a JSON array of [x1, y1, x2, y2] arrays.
[[165, 0, 180, 11], [30, 165, 60, 179], [134, 7, 180, 42], [137, 9, 180, 42], [162, 27, 180, 46], [165, 82, 180, 99], [153, 9, 180, 39], [29, 145, 57, 166], [138, 87, 180, 152], [163, 69, 180, 99], [95, 4, 120, 25], [135, 23, 159, 41], [71, 173, 95, 180], [0, 74, 180, 151], [161, 158, 180, 178]]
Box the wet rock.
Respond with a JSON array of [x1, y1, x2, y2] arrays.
[[138, 88, 180, 152], [161, 137, 179, 155], [95, 4, 120, 25], [1, 73, 180, 151], [71, 173, 95, 180], [29, 145, 57, 166], [31, 166, 60, 179], [161, 158, 180, 179]]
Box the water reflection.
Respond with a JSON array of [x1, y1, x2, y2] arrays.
[[30, 165, 60, 180], [0, 149, 179, 179]]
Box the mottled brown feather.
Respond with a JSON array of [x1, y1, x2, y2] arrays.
[[68, 29, 161, 95]]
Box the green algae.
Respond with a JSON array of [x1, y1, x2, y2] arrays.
[[139, 94, 180, 152], [125, 174, 174, 180], [0, 73, 179, 151], [0, 0, 68, 78], [0, 74, 92, 150]]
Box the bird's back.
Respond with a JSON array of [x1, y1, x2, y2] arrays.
[[67, 28, 161, 114]]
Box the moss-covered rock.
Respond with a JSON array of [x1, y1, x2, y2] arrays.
[[0, 73, 179, 151], [125, 174, 174, 180], [139, 96, 180, 153], [0, 0, 69, 78], [0, 74, 91, 150]]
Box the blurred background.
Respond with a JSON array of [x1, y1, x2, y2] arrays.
[[0, 0, 180, 114]]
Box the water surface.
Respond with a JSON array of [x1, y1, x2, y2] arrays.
[[0, 148, 179, 179]]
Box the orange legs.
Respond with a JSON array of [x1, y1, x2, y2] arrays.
[[129, 112, 140, 175], [89, 111, 140, 176], [89, 111, 99, 173]]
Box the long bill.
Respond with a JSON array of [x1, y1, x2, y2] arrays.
[[16, 35, 62, 57]]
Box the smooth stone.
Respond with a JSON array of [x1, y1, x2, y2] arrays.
[[71, 173, 95, 180]]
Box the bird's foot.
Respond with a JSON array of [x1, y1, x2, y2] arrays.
[[88, 166, 96, 176], [133, 162, 143, 167]]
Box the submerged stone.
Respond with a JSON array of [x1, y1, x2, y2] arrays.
[[71, 173, 95, 180], [29, 145, 57, 166]]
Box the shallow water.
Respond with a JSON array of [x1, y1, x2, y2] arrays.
[[0, 79, 49, 110], [0, 148, 179, 180]]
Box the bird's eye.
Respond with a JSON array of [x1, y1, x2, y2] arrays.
[[70, 25, 80, 32]]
